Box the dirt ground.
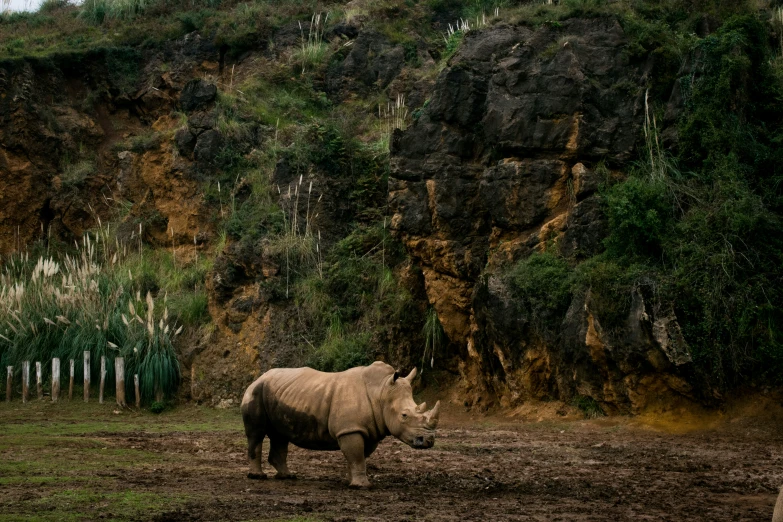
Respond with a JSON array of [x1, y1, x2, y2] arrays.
[[1, 397, 783, 522]]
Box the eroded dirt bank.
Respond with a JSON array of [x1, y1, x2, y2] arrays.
[[1, 400, 782, 521]]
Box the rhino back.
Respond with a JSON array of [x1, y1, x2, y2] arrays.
[[251, 366, 384, 450]]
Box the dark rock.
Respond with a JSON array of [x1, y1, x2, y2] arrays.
[[188, 110, 216, 133], [327, 21, 360, 40], [175, 128, 196, 158], [272, 21, 304, 51], [559, 196, 607, 260], [388, 18, 687, 412], [326, 31, 406, 95], [180, 79, 217, 112], [193, 129, 223, 163]]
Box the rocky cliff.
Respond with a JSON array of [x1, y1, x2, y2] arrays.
[[390, 19, 695, 413], [3, 6, 772, 413]]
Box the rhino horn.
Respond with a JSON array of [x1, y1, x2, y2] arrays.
[[405, 367, 418, 383], [426, 400, 441, 429], [416, 402, 427, 413]]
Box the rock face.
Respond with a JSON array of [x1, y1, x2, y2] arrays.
[[390, 19, 693, 412], [0, 44, 220, 255]]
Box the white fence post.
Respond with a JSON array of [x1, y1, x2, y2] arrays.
[[22, 361, 29, 403], [69, 360, 74, 400], [99, 356, 106, 404], [134, 374, 140, 409], [52, 358, 60, 402], [115, 358, 126, 407], [5, 366, 12, 402], [36, 362, 42, 400], [83, 351, 90, 402]]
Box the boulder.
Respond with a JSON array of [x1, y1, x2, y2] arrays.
[[193, 129, 223, 163], [180, 79, 217, 112]]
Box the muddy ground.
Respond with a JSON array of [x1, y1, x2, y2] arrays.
[[1, 399, 782, 521]]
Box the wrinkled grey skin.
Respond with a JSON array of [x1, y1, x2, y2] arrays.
[[241, 361, 440, 488], [774, 487, 783, 522]]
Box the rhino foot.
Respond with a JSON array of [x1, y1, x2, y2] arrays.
[[348, 480, 372, 489], [274, 472, 297, 480], [247, 472, 267, 480]]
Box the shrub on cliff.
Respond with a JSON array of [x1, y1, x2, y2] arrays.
[[508, 252, 573, 338], [600, 13, 783, 387]]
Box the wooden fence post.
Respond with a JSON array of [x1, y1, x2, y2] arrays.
[[115, 358, 126, 407], [51, 358, 60, 402], [36, 362, 42, 400], [83, 351, 90, 402], [22, 361, 29, 403], [5, 366, 12, 402], [99, 356, 106, 404], [69, 360, 74, 401], [134, 374, 140, 409]]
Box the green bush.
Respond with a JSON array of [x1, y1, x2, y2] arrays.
[[590, 12, 783, 387], [508, 251, 573, 337], [308, 325, 373, 373], [604, 176, 673, 259], [572, 394, 605, 418]]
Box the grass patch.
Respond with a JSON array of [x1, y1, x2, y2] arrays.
[[572, 394, 605, 418]]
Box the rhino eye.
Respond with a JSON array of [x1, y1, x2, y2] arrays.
[[401, 413, 408, 420]]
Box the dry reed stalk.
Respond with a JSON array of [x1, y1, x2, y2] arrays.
[[643, 89, 664, 180], [298, 12, 329, 74]]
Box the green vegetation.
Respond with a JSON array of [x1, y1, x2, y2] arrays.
[[500, 3, 783, 391], [0, 402, 237, 521], [296, 223, 419, 372], [0, 223, 214, 403], [572, 394, 605, 418], [508, 252, 573, 338]]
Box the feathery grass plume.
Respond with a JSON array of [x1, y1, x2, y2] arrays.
[[0, 228, 182, 404], [295, 12, 329, 74], [377, 94, 408, 152], [268, 172, 322, 297]]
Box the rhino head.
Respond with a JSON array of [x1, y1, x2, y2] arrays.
[[381, 367, 440, 449]]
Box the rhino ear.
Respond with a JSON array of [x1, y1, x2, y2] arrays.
[[392, 370, 400, 382], [405, 367, 418, 383]]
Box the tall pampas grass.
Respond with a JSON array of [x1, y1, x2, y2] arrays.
[[0, 225, 181, 404]]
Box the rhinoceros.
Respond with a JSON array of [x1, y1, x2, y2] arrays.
[[240, 361, 440, 488], [774, 486, 783, 522]]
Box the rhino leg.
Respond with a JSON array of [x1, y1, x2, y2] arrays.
[[268, 437, 296, 479], [243, 413, 267, 480], [364, 439, 379, 458], [338, 433, 371, 489]]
